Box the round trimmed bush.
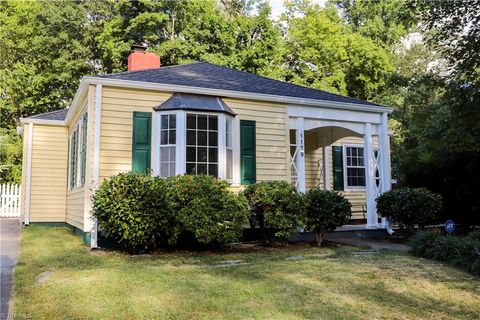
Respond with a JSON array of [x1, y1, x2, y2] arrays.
[[376, 187, 442, 230], [92, 172, 172, 253], [305, 189, 352, 246], [165, 175, 248, 246], [241, 181, 306, 245]]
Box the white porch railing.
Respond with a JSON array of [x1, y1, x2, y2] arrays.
[[0, 184, 21, 217]]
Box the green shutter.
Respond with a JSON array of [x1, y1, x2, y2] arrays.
[[240, 120, 256, 185], [332, 146, 344, 191], [132, 111, 152, 174]]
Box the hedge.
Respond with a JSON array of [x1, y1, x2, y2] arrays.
[[410, 231, 480, 276]]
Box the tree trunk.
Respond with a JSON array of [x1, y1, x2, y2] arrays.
[[315, 232, 325, 247]]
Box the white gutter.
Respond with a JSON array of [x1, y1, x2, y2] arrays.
[[24, 123, 33, 225], [19, 118, 65, 126]]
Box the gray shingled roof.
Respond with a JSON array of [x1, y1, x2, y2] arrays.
[[154, 93, 236, 115], [26, 109, 69, 121], [96, 62, 382, 107]]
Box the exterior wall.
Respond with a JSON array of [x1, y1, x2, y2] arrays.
[[99, 86, 171, 182], [28, 125, 68, 222], [66, 94, 89, 230], [304, 135, 378, 221], [98, 87, 290, 185], [223, 98, 289, 183]]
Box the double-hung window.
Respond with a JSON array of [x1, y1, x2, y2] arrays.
[[159, 114, 176, 177], [344, 145, 366, 189], [68, 111, 88, 189]]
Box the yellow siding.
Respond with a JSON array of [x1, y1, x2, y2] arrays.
[[99, 87, 171, 182], [29, 125, 68, 222], [65, 94, 89, 230], [98, 88, 290, 183], [224, 98, 288, 182]]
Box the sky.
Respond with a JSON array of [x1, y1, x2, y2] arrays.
[[268, 0, 327, 19]]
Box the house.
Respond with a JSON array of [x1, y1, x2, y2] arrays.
[[20, 45, 392, 247]]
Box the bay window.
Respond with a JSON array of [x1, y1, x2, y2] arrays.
[[153, 93, 237, 182]]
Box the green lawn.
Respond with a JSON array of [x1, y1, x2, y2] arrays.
[[13, 226, 480, 320]]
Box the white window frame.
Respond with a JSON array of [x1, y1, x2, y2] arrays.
[[343, 144, 366, 191], [68, 108, 87, 190], [153, 110, 239, 184]]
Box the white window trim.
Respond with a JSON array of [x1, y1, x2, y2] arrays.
[[343, 144, 366, 191], [153, 110, 239, 184]]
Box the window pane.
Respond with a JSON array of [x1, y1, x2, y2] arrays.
[[209, 164, 218, 177], [169, 146, 176, 162], [186, 147, 196, 162], [169, 163, 176, 176], [208, 147, 218, 162], [186, 130, 196, 145], [209, 131, 218, 146], [160, 164, 169, 177], [161, 115, 168, 129], [169, 129, 176, 144], [359, 156, 364, 166], [198, 147, 207, 162], [208, 116, 218, 131], [160, 147, 169, 162], [169, 114, 176, 129], [187, 114, 196, 129], [198, 115, 207, 130], [197, 163, 208, 174], [226, 149, 232, 180], [161, 130, 168, 145], [198, 131, 207, 145], [186, 163, 196, 174]]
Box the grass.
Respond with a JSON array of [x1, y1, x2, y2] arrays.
[[12, 226, 480, 320]]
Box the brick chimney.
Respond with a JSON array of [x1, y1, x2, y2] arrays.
[[127, 44, 161, 71]]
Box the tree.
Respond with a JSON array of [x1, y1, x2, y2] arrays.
[[0, 0, 107, 128], [97, 0, 283, 74], [411, 0, 480, 81], [332, 0, 417, 48], [281, 1, 394, 100]]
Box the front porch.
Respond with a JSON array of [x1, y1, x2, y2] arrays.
[[288, 105, 392, 229]]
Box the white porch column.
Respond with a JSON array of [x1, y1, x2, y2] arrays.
[[295, 118, 306, 193], [379, 112, 392, 192], [364, 123, 378, 229], [323, 142, 331, 190]]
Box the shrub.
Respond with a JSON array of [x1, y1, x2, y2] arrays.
[[92, 172, 172, 253], [305, 189, 352, 246], [410, 231, 480, 276], [376, 187, 443, 230], [165, 175, 248, 246], [241, 181, 306, 245]]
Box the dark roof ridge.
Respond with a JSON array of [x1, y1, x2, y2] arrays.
[[94, 61, 204, 78]]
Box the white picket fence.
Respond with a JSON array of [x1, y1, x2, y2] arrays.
[[0, 184, 21, 217]]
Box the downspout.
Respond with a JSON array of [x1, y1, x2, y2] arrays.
[[24, 123, 33, 225], [90, 84, 102, 248]]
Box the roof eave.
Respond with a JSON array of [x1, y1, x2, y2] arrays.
[[83, 76, 393, 114], [20, 118, 66, 126]]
